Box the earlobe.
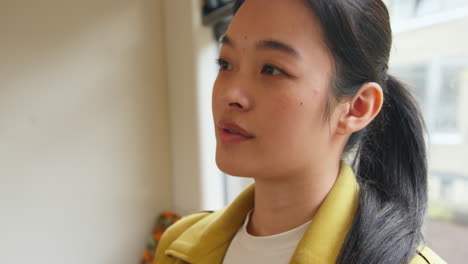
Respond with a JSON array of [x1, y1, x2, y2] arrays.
[[336, 82, 383, 135]]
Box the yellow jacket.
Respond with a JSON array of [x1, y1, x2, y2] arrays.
[[155, 162, 445, 264]]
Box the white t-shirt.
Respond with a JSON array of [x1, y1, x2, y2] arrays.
[[223, 210, 312, 264]]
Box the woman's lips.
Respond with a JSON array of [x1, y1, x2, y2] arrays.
[[218, 121, 254, 144]]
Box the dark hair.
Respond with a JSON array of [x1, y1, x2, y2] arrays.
[[233, 1, 427, 263]]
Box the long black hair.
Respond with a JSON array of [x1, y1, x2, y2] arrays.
[[233, 1, 428, 263]]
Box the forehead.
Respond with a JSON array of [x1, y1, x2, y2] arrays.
[[226, 0, 326, 51]]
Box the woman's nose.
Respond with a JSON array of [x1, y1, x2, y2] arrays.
[[213, 71, 254, 112], [229, 102, 243, 109], [224, 88, 252, 111]]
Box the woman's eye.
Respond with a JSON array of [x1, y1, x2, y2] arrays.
[[216, 59, 232, 71], [216, 60, 287, 76], [261, 64, 284, 76]]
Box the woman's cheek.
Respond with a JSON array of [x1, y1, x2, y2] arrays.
[[270, 89, 324, 141], [264, 94, 308, 138]]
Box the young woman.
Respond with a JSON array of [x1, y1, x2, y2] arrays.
[[155, 0, 446, 263]]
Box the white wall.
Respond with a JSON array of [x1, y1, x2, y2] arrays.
[[0, 1, 172, 263]]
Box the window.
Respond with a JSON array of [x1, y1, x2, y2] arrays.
[[390, 59, 466, 144]]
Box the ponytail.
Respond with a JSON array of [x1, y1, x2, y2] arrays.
[[338, 75, 428, 263]]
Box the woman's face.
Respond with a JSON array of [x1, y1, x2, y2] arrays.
[[212, 0, 336, 179]]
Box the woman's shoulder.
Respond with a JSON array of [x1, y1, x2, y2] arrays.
[[156, 211, 213, 244], [154, 211, 213, 261], [410, 246, 447, 264]]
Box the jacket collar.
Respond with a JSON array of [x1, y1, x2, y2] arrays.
[[165, 161, 359, 263], [290, 161, 359, 263]]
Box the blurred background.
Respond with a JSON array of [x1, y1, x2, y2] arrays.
[[388, 1, 468, 263], [0, 0, 466, 263]]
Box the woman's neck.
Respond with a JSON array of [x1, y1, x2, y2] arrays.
[[247, 161, 340, 237]]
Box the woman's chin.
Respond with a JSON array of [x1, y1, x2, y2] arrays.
[[215, 154, 255, 178]]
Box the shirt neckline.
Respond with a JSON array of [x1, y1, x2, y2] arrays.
[[236, 209, 313, 251]]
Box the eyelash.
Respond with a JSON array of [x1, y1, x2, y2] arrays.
[[215, 58, 289, 77]]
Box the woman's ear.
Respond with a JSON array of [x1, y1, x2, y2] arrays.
[[336, 82, 383, 135]]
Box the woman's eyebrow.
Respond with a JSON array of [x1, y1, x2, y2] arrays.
[[219, 34, 233, 46], [219, 34, 301, 59], [256, 40, 301, 58]]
